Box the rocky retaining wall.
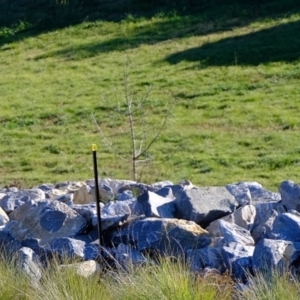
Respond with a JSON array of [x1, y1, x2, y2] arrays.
[[0, 178, 299, 283]]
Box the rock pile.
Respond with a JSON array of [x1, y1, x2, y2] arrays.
[[0, 178, 300, 283]]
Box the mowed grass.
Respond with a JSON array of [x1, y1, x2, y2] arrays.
[[1, 1, 300, 190]]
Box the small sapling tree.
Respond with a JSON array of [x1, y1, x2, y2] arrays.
[[93, 59, 173, 182]]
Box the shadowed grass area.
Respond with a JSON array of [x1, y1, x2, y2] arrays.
[[166, 19, 300, 67]]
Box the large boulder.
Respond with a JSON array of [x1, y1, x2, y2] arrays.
[[251, 209, 278, 243], [98, 214, 130, 231], [226, 181, 280, 206], [92, 199, 143, 231], [254, 202, 286, 224], [117, 190, 135, 201], [174, 186, 239, 227], [0, 189, 45, 213], [226, 182, 252, 206], [154, 186, 174, 199], [6, 200, 87, 245], [268, 212, 300, 242], [0, 230, 22, 258], [187, 247, 225, 273], [137, 191, 175, 218], [84, 242, 102, 260], [252, 239, 292, 272], [72, 184, 95, 205], [279, 180, 300, 211], [207, 205, 256, 233], [113, 243, 147, 268], [73, 178, 153, 204], [130, 218, 211, 255], [15, 247, 42, 285], [245, 182, 281, 203], [222, 242, 254, 280], [46, 237, 86, 259], [71, 203, 100, 224], [0, 207, 9, 225], [208, 220, 254, 246]]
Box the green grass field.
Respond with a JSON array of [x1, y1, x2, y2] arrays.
[[1, 0, 300, 190]]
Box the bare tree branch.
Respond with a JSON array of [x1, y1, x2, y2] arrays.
[[93, 55, 173, 182], [92, 114, 128, 162]]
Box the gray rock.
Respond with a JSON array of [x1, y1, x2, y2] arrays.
[[0, 207, 9, 225], [279, 180, 300, 211], [187, 247, 225, 273], [251, 209, 278, 243], [212, 220, 255, 246], [247, 182, 281, 203], [35, 183, 55, 192], [86, 178, 140, 202], [154, 187, 174, 199], [109, 222, 133, 246], [21, 237, 51, 265], [268, 212, 300, 242], [74, 201, 137, 231], [227, 181, 281, 205], [15, 247, 42, 285], [222, 242, 254, 280], [117, 190, 134, 201], [252, 239, 291, 272], [9, 200, 37, 221], [84, 243, 101, 260], [207, 205, 256, 235], [0, 230, 22, 258], [73, 184, 95, 204], [6, 200, 87, 245], [71, 203, 99, 224], [168, 181, 196, 198], [58, 260, 100, 278], [100, 214, 130, 231], [102, 200, 132, 216], [73, 179, 146, 204], [53, 193, 73, 205], [55, 181, 72, 190], [0, 187, 19, 193], [99, 184, 115, 203], [226, 182, 252, 206], [113, 243, 147, 268], [209, 236, 226, 247], [46, 237, 86, 259], [92, 200, 142, 230], [174, 187, 239, 226], [0, 189, 45, 213], [20, 238, 42, 254], [73, 199, 142, 232], [131, 218, 211, 255], [35, 183, 56, 198], [253, 202, 286, 234], [117, 183, 155, 197], [89, 178, 137, 195], [137, 191, 175, 218]]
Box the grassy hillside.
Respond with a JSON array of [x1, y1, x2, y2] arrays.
[[0, 0, 300, 190]]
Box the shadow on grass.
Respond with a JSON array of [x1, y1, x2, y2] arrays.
[[33, 16, 201, 60], [165, 20, 300, 67], [0, 0, 299, 52]]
